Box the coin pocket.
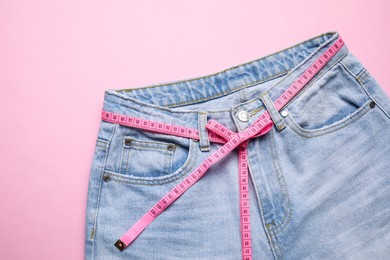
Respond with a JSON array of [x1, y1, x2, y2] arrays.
[[119, 136, 176, 178]]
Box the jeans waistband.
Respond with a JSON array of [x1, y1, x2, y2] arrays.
[[102, 31, 348, 132]]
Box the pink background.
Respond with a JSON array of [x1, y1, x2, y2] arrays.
[[1, 0, 389, 259]]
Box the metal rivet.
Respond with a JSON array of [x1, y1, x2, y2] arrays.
[[114, 239, 126, 251], [280, 110, 289, 117], [103, 174, 110, 182], [237, 110, 250, 122], [167, 144, 175, 151], [124, 139, 132, 145], [370, 101, 376, 108]]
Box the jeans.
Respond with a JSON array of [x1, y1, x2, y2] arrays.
[[84, 31, 390, 259]]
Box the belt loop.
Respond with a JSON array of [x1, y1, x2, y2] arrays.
[[260, 92, 286, 131], [198, 111, 210, 152]]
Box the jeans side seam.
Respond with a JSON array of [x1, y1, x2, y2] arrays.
[[354, 70, 390, 120], [356, 68, 368, 84], [338, 58, 367, 85], [359, 71, 370, 85], [337, 59, 384, 118], [91, 122, 117, 259]]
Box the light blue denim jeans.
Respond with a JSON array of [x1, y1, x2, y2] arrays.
[[84, 31, 390, 259]]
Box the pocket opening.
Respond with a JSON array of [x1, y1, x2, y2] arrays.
[[120, 136, 176, 178], [282, 61, 371, 135], [104, 136, 198, 186], [284, 98, 373, 138], [101, 122, 199, 185]]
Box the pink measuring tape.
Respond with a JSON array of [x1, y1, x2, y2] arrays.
[[101, 37, 344, 259]]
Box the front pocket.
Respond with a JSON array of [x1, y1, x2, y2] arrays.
[[284, 98, 373, 138], [102, 122, 199, 185], [282, 60, 372, 136], [120, 136, 176, 178]]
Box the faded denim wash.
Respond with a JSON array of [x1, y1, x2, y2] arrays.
[[85, 31, 390, 259]]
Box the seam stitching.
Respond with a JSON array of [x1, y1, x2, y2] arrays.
[[247, 146, 278, 260], [117, 32, 336, 92], [105, 139, 198, 186], [286, 100, 372, 138], [261, 93, 286, 130], [268, 128, 292, 234], [278, 51, 349, 112], [267, 224, 284, 260], [349, 68, 390, 120], [164, 71, 289, 108], [91, 123, 117, 259]]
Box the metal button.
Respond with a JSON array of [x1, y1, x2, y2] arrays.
[[280, 110, 289, 117], [103, 173, 110, 182], [237, 110, 250, 122]]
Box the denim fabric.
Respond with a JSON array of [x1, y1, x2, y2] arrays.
[[84, 31, 390, 259]]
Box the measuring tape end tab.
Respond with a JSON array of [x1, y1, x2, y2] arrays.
[[114, 239, 127, 251]]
